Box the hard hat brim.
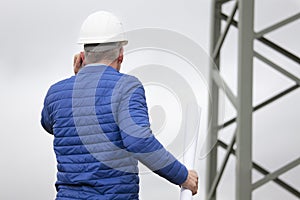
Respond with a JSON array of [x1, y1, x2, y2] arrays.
[[78, 38, 128, 46]]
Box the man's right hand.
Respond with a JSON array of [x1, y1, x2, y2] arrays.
[[181, 170, 198, 195]]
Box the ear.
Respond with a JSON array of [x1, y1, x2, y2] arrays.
[[118, 47, 124, 63]]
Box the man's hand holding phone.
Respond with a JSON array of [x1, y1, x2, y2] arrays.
[[73, 52, 85, 74]]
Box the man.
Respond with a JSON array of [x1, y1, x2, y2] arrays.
[[41, 11, 198, 199]]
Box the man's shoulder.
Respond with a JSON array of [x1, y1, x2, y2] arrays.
[[46, 76, 75, 98], [117, 73, 142, 87], [109, 73, 144, 101]]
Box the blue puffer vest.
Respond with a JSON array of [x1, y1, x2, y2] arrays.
[[41, 64, 188, 200]]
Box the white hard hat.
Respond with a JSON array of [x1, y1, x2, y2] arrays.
[[78, 11, 128, 45]]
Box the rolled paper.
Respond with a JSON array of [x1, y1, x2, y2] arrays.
[[180, 138, 197, 200], [180, 104, 201, 200]]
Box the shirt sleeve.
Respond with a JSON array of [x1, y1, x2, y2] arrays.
[[41, 94, 53, 135], [116, 75, 188, 185]]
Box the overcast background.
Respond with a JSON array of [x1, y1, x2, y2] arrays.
[[0, 0, 299, 199]]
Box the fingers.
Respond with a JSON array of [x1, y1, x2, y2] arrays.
[[73, 54, 79, 67], [181, 170, 199, 196], [189, 170, 198, 195], [192, 180, 198, 195], [190, 170, 198, 177], [73, 52, 84, 74], [192, 179, 198, 195]]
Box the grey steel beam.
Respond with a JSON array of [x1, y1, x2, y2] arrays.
[[254, 51, 300, 84], [206, 0, 222, 199], [212, 69, 238, 109], [207, 130, 236, 200], [213, 1, 238, 60], [220, 13, 300, 65], [218, 140, 300, 198], [255, 13, 300, 38], [257, 37, 300, 65], [219, 84, 300, 129], [253, 84, 299, 110], [236, 0, 254, 199], [253, 157, 300, 190]]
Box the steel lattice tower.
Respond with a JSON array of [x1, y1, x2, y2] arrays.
[[205, 0, 300, 199]]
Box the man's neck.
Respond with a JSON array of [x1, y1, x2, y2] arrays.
[[86, 60, 120, 71], [107, 60, 120, 71], [109, 61, 120, 71]]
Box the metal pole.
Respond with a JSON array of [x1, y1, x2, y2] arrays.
[[206, 0, 221, 199], [236, 0, 254, 199]]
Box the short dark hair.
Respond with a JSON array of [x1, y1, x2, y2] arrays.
[[84, 42, 122, 64]]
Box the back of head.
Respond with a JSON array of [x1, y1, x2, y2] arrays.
[[84, 42, 122, 64]]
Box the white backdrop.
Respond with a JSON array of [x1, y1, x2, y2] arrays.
[[0, 0, 299, 199]]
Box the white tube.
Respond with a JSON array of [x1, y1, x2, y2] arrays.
[[180, 188, 193, 199], [180, 138, 197, 199], [180, 105, 201, 200]]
